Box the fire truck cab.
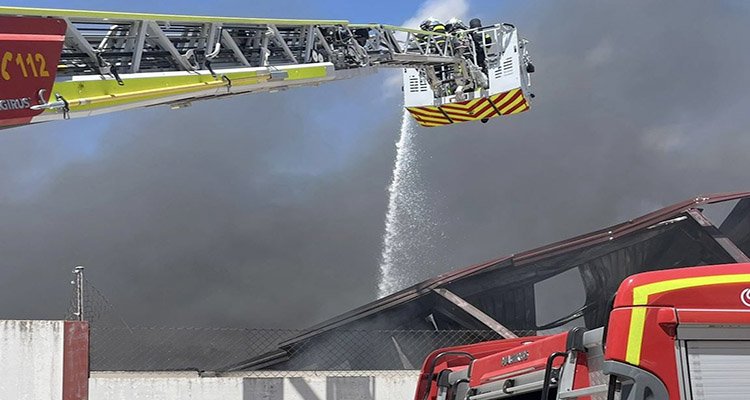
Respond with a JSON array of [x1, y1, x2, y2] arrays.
[[414, 263, 750, 400]]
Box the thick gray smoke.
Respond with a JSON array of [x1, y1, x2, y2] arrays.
[[0, 0, 749, 328], [413, 0, 750, 270]]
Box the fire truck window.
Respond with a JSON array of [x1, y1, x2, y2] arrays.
[[534, 267, 586, 332]]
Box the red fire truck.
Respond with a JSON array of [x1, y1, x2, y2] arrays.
[[414, 263, 750, 400]]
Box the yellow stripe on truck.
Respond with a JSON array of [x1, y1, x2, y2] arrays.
[[625, 273, 750, 365]]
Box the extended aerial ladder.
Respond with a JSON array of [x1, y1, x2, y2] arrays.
[[0, 6, 534, 129]]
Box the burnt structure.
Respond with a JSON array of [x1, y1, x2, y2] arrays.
[[229, 192, 750, 371]]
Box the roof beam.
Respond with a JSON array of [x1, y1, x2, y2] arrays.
[[686, 208, 750, 262], [433, 288, 518, 339], [390, 337, 415, 369]]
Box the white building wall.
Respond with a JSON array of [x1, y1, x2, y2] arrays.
[[0, 320, 65, 400], [90, 371, 420, 400], [0, 320, 418, 400], [370, 373, 420, 400], [90, 376, 244, 400]]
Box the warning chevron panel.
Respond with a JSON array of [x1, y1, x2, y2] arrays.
[[406, 88, 530, 128]]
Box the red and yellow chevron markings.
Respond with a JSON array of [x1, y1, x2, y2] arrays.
[[405, 87, 530, 128]]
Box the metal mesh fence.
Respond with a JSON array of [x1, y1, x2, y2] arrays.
[[88, 326, 535, 373], [268, 330, 510, 372], [68, 272, 536, 374], [90, 326, 297, 371], [66, 276, 126, 327]]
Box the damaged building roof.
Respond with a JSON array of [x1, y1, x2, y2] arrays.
[[226, 192, 750, 371]]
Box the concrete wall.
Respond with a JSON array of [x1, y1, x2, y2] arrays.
[[0, 320, 89, 400], [90, 375, 243, 400], [0, 319, 417, 400], [90, 371, 420, 400]]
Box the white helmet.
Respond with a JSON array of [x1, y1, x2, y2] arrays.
[[420, 17, 440, 31], [446, 17, 467, 32]]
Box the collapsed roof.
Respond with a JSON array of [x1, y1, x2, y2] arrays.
[[229, 192, 750, 371]]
